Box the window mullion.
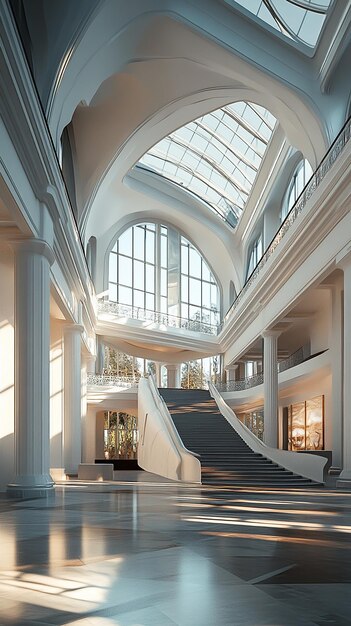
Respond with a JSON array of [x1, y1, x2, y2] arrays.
[[155, 224, 161, 313]]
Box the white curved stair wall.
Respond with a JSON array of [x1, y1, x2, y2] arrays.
[[209, 382, 327, 483], [138, 377, 201, 483]]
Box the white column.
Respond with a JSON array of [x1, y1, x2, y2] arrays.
[[338, 259, 351, 486], [81, 354, 95, 463], [7, 239, 55, 498], [262, 330, 280, 448], [96, 338, 105, 374], [165, 363, 181, 388], [86, 354, 96, 375], [64, 324, 83, 474], [155, 362, 162, 387], [330, 283, 343, 472], [226, 364, 238, 382]]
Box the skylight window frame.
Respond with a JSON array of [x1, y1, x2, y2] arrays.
[[136, 101, 276, 230], [142, 150, 244, 218], [221, 0, 334, 53]]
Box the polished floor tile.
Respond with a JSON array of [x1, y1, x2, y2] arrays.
[[0, 475, 351, 625]]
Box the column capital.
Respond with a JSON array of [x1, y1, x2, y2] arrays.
[[225, 364, 239, 371], [11, 238, 55, 266], [165, 363, 180, 370], [262, 329, 281, 339], [64, 323, 84, 336], [86, 353, 96, 363], [336, 245, 351, 270]]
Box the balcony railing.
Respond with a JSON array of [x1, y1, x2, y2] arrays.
[[87, 374, 139, 388], [278, 344, 310, 373], [97, 299, 220, 335], [223, 115, 351, 326], [217, 344, 311, 392], [216, 372, 264, 392]]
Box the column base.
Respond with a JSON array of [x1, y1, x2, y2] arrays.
[[7, 474, 55, 499], [328, 466, 342, 476], [337, 469, 351, 489]]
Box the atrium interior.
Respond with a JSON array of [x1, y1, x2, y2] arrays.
[[0, 0, 351, 624]]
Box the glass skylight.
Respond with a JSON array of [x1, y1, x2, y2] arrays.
[[137, 102, 276, 228], [225, 0, 332, 48]]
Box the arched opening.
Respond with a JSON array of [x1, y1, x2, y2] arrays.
[[107, 222, 221, 328]]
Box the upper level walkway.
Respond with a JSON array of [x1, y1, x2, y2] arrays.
[[94, 116, 351, 366]]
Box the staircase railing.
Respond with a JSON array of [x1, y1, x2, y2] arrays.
[[208, 380, 327, 483]]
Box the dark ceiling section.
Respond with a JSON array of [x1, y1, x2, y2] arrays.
[[9, 0, 97, 109]]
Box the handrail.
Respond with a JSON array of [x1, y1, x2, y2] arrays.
[[209, 380, 327, 483], [223, 114, 351, 326], [97, 299, 220, 335]]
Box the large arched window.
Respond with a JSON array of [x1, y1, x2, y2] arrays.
[[108, 223, 220, 327], [109, 223, 159, 311], [281, 159, 313, 222]]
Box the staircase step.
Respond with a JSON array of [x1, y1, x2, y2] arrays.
[[159, 388, 317, 488]]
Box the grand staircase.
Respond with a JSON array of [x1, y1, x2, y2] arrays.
[[159, 388, 316, 487]]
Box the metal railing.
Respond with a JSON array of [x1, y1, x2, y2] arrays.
[[97, 299, 220, 335], [87, 374, 140, 388], [278, 344, 310, 373], [216, 372, 264, 392], [216, 344, 311, 392], [223, 115, 351, 326]]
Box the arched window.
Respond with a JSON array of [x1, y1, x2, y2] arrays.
[[86, 236, 97, 283], [246, 233, 263, 279], [108, 223, 158, 311], [229, 280, 236, 306], [281, 159, 313, 222], [180, 236, 219, 326], [108, 223, 220, 326]]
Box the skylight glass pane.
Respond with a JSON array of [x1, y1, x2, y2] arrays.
[[225, 0, 332, 48], [136, 100, 276, 228]]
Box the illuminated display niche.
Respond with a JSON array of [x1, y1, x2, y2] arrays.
[[287, 395, 324, 451]]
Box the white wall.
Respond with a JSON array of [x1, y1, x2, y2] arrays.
[[0, 248, 14, 491], [309, 292, 330, 354], [50, 320, 64, 469]]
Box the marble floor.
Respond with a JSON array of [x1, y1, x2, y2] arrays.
[[0, 473, 351, 626]]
